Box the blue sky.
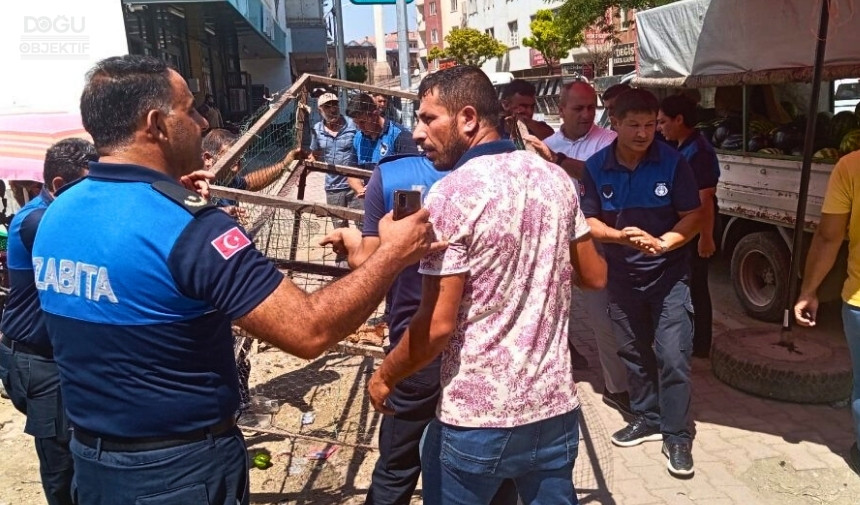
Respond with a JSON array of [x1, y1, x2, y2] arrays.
[[340, 2, 419, 43]]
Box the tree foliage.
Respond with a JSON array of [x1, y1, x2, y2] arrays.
[[345, 63, 368, 83], [556, 0, 679, 43], [522, 9, 579, 75], [427, 46, 446, 63], [431, 27, 508, 67]]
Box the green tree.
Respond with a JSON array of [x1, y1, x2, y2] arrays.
[[427, 46, 446, 64], [439, 27, 507, 67], [345, 63, 368, 83], [556, 0, 679, 43], [522, 9, 579, 75]]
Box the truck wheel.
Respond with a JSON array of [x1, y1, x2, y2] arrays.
[[730, 232, 789, 322]]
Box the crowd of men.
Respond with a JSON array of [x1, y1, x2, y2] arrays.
[[1, 54, 859, 505]]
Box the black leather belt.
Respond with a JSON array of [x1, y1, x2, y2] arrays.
[[73, 417, 237, 452], [1, 335, 53, 359]]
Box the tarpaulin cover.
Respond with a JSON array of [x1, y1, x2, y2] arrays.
[[637, 0, 860, 83], [0, 111, 90, 182]]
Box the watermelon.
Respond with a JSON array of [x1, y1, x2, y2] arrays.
[[721, 133, 744, 151], [813, 148, 841, 160], [841, 129, 860, 155], [771, 125, 804, 152], [758, 148, 784, 155], [830, 111, 860, 147], [747, 134, 769, 152], [749, 119, 777, 136], [781, 101, 799, 120]]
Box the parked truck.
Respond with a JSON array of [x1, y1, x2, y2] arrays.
[[634, 0, 860, 322]]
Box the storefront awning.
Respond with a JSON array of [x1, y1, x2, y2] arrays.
[[0, 111, 91, 182]]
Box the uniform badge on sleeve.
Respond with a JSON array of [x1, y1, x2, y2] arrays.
[[654, 182, 669, 197], [211, 227, 252, 260]]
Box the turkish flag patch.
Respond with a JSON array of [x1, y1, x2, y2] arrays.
[[211, 227, 252, 260]]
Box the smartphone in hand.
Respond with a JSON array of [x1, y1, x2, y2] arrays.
[[393, 189, 422, 220]]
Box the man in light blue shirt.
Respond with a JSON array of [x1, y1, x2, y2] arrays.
[[310, 93, 361, 230]]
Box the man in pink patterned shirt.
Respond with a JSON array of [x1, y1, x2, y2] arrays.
[[367, 65, 607, 505]]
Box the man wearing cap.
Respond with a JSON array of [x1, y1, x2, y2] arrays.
[[309, 93, 362, 234]]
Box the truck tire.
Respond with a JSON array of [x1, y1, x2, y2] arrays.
[[730, 232, 790, 322], [711, 328, 852, 404]]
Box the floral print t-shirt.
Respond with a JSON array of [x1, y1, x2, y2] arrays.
[[420, 149, 590, 428]]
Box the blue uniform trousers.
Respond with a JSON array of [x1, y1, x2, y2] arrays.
[[365, 360, 441, 505], [68, 427, 248, 505], [607, 278, 694, 444], [0, 342, 74, 505]]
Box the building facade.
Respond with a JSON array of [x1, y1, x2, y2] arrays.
[[122, 0, 326, 122]]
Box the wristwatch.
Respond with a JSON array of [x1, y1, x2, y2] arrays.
[[554, 151, 568, 165], [657, 238, 669, 254]]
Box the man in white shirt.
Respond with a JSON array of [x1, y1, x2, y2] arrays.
[[543, 81, 631, 418]]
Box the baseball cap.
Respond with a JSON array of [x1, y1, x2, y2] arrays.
[[318, 93, 338, 106]]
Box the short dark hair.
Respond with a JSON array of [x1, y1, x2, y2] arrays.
[[43, 138, 97, 184], [613, 89, 659, 121], [660, 94, 697, 128], [500, 79, 536, 100], [602, 83, 632, 102], [417, 66, 500, 128], [80, 55, 173, 153], [345, 93, 378, 118], [202, 128, 238, 155]]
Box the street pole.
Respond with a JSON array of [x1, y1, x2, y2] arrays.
[[396, 0, 412, 127], [334, 0, 347, 103]]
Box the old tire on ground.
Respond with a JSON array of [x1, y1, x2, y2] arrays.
[[730, 232, 790, 322], [711, 328, 852, 404]]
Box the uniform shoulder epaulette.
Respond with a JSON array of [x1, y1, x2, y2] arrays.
[[378, 153, 426, 166], [151, 180, 215, 216]]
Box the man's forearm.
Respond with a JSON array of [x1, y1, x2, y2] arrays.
[[377, 320, 448, 388], [799, 234, 842, 296], [659, 209, 702, 250], [700, 191, 716, 239], [347, 177, 365, 194], [586, 217, 624, 243], [245, 161, 285, 190]]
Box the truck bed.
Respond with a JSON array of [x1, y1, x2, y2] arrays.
[[716, 152, 836, 232]]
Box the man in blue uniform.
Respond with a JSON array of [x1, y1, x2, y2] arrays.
[[30, 54, 440, 505], [322, 154, 446, 504], [658, 94, 721, 358], [0, 138, 96, 505], [580, 89, 702, 478], [346, 92, 418, 170]]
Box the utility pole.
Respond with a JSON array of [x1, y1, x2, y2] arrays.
[[395, 0, 412, 127]]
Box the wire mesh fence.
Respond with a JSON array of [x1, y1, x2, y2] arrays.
[[206, 74, 614, 504]]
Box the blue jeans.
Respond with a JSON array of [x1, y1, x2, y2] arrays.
[[842, 303, 860, 447], [608, 278, 694, 444], [69, 427, 249, 505], [421, 409, 580, 505], [0, 342, 74, 505]]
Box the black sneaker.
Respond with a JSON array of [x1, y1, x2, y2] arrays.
[[611, 416, 662, 447], [662, 441, 695, 477], [602, 389, 633, 418], [848, 443, 860, 476]]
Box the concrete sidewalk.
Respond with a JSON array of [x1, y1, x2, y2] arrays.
[[568, 290, 860, 505]]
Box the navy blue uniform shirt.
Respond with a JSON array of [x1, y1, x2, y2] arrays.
[[32, 162, 283, 438], [678, 131, 720, 190], [581, 140, 701, 290], [1, 188, 53, 348], [363, 154, 449, 345], [354, 119, 419, 170]]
